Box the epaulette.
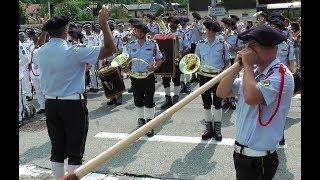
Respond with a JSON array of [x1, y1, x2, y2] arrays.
[[129, 40, 136, 44]]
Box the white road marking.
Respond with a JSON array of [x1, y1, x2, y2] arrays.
[[94, 132, 286, 148]]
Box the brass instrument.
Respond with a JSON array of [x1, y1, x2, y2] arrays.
[[179, 53, 200, 74], [111, 53, 153, 79], [155, 16, 169, 33], [253, 11, 267, 26]]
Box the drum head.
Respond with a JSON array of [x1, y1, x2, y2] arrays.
[[97, 66, 115, 75], [111, 53, 129, 67], [179, 53, 200, 74]]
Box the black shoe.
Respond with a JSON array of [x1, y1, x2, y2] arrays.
[[221, 98, 230, 109], [213, 122, 222, 141], [137, 118, 146, 128], [128, 88, 133, 93], [229, 97, 237, 110], [180, 82, 186, 94], [185, 82, 191, 94], [146, 119, 154, 137], [115, 96, 122, 106], [91, 88, 99, 93], [26, 96, 33, 101], [279, 136, 285, 145], [36, 109, 45, 114], [172, 95, 179, 105], [161, 95, 172, 109], [202, 122, 214, 140], [107, 98, 116, 105], [89, 88, 94, 92]]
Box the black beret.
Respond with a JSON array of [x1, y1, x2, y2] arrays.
[[192, 12, 201, 20], [132, 22, 150, 33], [203, 20, 222, 32], [204, 16, 212, 21], [221, 17, 236, 26], [269, 12, 285, 22], [268, 17, 286, 31], [146, 13, 155, 20], [128, 18, 141, 25], [69, 22, 77, 29], [42, 16, 70, 31], [25, 28, 35, 34], [290, 22, 300, 31], [238, 25, 287, 47], [170, 17, 180, 25], [230, 15, 239, 22], [82, 22, 92, 28]]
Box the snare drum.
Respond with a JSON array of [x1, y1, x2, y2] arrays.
[[97, 66, 125, 99]]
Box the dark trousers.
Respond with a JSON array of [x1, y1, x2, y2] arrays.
[[199, 75, 222, 109], [45, 99, 89, 165], [233, 151, 279, 180], [131, 74, 155, 108], [162, 65, 181, 88]]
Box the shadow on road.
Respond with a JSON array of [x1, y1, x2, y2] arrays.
[[157, 142, 217, 179], [274, 148, 295, 179], [222, 108, 235, 128], [19, 141, 51, 164], [285, 117, 301, 130], [96, 140, 148, 173]]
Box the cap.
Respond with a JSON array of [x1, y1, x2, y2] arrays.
[[238, 25, 287, 47], [269, 12, 285, 22], [82, 22, 92, 28], [192, 12, 201, 20], [117, 21, 124, 26], [128, 18, 141, 25], [203, 20, 222, 32], [221, 17, 236, 26], [146, 13, 155, 20], [253, 11, 267, 18], [19, 30, 24, 36], [170, 17, 180, 25], [229, 15, 240, 22], [132, 22, 150, 33], [268, 17, 286, 31], [25, 28, 35, 34], [179, 17, 189, 25], [42, 16, 70, 31], [204, 16, 212, 21]]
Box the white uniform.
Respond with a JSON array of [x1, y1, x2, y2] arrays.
[[83, 32, 100, 89], [21, 40, 33, 97], [19, 41, 30, 122], [276, 40, 295, 70], [30, 45, 46, 110]]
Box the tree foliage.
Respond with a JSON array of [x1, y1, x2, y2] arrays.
[[110, 6, 129, 19], [19, 1, 29, 24]]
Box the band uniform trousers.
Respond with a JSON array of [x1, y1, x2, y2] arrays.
[[199, 74, 222, 109], [233, 150, 279, 180], [45, 98, 89, 165], [131, 74, 156, 108], [32, 77, 45, 109], [162, 65, 181, 88]]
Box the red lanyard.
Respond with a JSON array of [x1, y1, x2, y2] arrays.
[[258, 64, 286, 127]]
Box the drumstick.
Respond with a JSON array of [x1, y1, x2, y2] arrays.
[[61, 62, 242, 180]]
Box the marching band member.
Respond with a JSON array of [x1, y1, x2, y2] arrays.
[[146, 13, 161, 37], [253, 11, 268, 27], [83, 22, 100, 93], [123, 22, 163, 137], [217, 25, 294, 180], [160, 17, 190, 109], [21, 29, 33, 101], [33, 5, 116, 179], [195, 20, 231, 141], [26, 28, 46, 114], [19, 41, 30, 127], [190, 12, 205, 83], [179, 17, 192, 94], [104, 19, 124, 106], [230, 15, 246, 34], [221, 17, 244, 110]]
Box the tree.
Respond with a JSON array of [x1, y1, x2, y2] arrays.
[[110, 6, 129, 19], [53, 1, 81, 21], [19, 0, 29, 24]]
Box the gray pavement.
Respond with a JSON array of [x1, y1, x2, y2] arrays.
[[19, 77, 301, 179]]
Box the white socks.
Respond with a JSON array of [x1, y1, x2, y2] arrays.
[[212, 109, 222, 122], [174, 86, 180, 96], [51, 161, 65, 180], [164, 87, 170, 96], [145, 107, 155, 120], [136, 107, 144, 119], [204, 109, 213, 122]]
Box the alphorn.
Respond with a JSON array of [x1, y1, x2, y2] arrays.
[[62, 62, 242, 180]]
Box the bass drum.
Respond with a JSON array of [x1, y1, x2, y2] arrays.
[[97, 66, 125, 99]]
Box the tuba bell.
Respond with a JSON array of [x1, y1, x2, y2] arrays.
[[179, 53, 200, 74]]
